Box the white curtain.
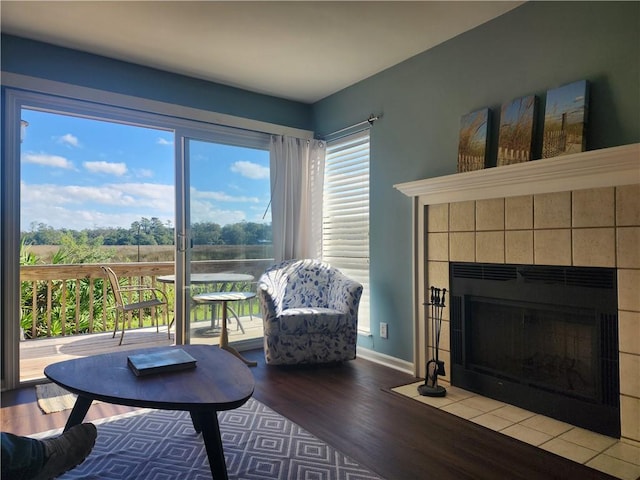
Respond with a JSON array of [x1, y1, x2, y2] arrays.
[[270, 135, 326, 262]]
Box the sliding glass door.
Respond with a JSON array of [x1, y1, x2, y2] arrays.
[[180, 133, 271, 347], [3, 88, 273, 387], [16, 105, 175, 382]]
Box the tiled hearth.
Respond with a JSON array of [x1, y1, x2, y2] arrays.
[[392, 380, 640, 480], [394, 145, 640, 478]]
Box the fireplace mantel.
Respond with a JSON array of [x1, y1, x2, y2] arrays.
[[394, 143, 639, 204], [398, 142, 640, 442]]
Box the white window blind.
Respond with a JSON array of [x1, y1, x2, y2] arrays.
[[323, 130, 370, 333]]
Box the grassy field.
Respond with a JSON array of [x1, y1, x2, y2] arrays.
[[28, 245, 273, 263]]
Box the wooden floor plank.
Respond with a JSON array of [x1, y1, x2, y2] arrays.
[[1, 348, 615, 480]]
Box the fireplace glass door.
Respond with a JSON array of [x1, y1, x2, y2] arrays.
[[468, 299, 597, 401], [449, 262, 620, 438]]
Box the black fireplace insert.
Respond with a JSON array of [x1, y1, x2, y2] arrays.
[[450, 262, 620, 438]]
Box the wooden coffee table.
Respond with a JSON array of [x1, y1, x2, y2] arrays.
[[44, 345, 255, 480]]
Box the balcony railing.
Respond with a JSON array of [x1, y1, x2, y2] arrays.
[[19, 259, 273, 339]]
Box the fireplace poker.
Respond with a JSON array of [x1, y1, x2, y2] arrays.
[[418, 286, 447, 397]]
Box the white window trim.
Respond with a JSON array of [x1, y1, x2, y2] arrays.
[[1, 72, 313, 139]]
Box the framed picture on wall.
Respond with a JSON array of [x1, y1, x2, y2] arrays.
[[542, 80, 589, 158], [497, 95, 537, 166], [457, 108, 489, 172]]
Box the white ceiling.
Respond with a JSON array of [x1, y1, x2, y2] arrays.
[[1, 1, 522, 104]]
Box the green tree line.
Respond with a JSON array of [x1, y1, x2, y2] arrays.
[[22, 218, 272, 247]]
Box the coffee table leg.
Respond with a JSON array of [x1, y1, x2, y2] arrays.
[[64, 395, 93, 432], [190, 411, 203, 433], [192, 411, 228, 480]]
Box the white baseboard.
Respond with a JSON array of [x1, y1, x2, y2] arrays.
[[356, 347, 414, 375], [236, 340, 415, 375], [235, 337, 264, 352]]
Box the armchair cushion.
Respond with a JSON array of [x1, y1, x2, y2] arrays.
[[270, 308, 346, 335], [257, 259, 363, 365]]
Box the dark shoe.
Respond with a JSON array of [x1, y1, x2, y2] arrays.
[[32, 423, 97, 480]]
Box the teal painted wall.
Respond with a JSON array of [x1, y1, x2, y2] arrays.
[[312, 2, 640, 362], [1, 34, 312, 130], [2, 2, 638, 365]]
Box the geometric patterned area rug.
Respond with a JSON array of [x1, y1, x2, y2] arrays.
[[34, 398, 384, 479]]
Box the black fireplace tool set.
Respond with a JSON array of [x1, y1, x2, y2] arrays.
[[418, 286, 447, 397]]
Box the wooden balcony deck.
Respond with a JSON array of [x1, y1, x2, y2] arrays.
[[19, 315, 263, 382]]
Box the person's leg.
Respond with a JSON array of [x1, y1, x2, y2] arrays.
[[1, 432, 46, 480], [32, 423, 97, 480], [1, 423, 97, 480]]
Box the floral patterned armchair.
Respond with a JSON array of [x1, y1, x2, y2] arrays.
[[257, 259, 363, 365]]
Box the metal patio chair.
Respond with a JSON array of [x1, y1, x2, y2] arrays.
[[101, 266, 171, 345]]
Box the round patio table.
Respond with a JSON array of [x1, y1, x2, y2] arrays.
[[157, 273, 254, 287], [158, 273, 255, 330], [192, 292, 258, 367]]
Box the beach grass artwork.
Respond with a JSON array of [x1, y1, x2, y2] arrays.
[[542, 80, 589, 158], [497, 95, 537, 166], [457, 108, 489, 172]]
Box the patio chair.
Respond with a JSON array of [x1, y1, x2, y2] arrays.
[[257, 259, 363, 365], [101, 266, 171, 345]]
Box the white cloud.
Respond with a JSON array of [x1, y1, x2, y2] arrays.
[[231, 161, 269, 180], [188, 186, 263, 225], [192, 188, 259, 203], [190, 198, 246, 225], [135, 168, 154, 178], [157, 137, 173, 146], [20, 181, 175, 230], [22, 183, 135, 207], [67, 185, 137, 205], [22, 152, 74, 169], [58, 133, 80, 147], [106, 183, 175, 212], [83, 161, 128, 176], [19, 179, 266, 230], [21, 183, 73, 206], [21, 201, 169, 231]]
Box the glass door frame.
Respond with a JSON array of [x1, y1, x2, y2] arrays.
[[2, 89, 183, 389], [2, 85, 286, 389], [175, 127, 271, 344]]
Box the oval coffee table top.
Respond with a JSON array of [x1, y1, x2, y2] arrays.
[[44, 345, 254, 412]]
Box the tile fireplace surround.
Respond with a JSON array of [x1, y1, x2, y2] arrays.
[[394, 143, 640, 446]]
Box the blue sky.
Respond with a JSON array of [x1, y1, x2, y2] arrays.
[[20, 109, 271, 232], [544, 80, 587, 124]]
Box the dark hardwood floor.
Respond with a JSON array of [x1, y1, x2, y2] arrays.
[[1, 348, 616, 480]]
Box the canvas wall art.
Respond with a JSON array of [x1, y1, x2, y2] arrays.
[[542, 80, 589, 158], [497, 95, 537, 166], [457, 108, 489, 172]]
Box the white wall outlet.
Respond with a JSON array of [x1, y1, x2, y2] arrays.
[[380, 322, 388, 339]]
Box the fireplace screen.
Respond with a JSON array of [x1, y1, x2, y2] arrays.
[[468, 299, 597, 400], [450, 262, 620, 438]]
